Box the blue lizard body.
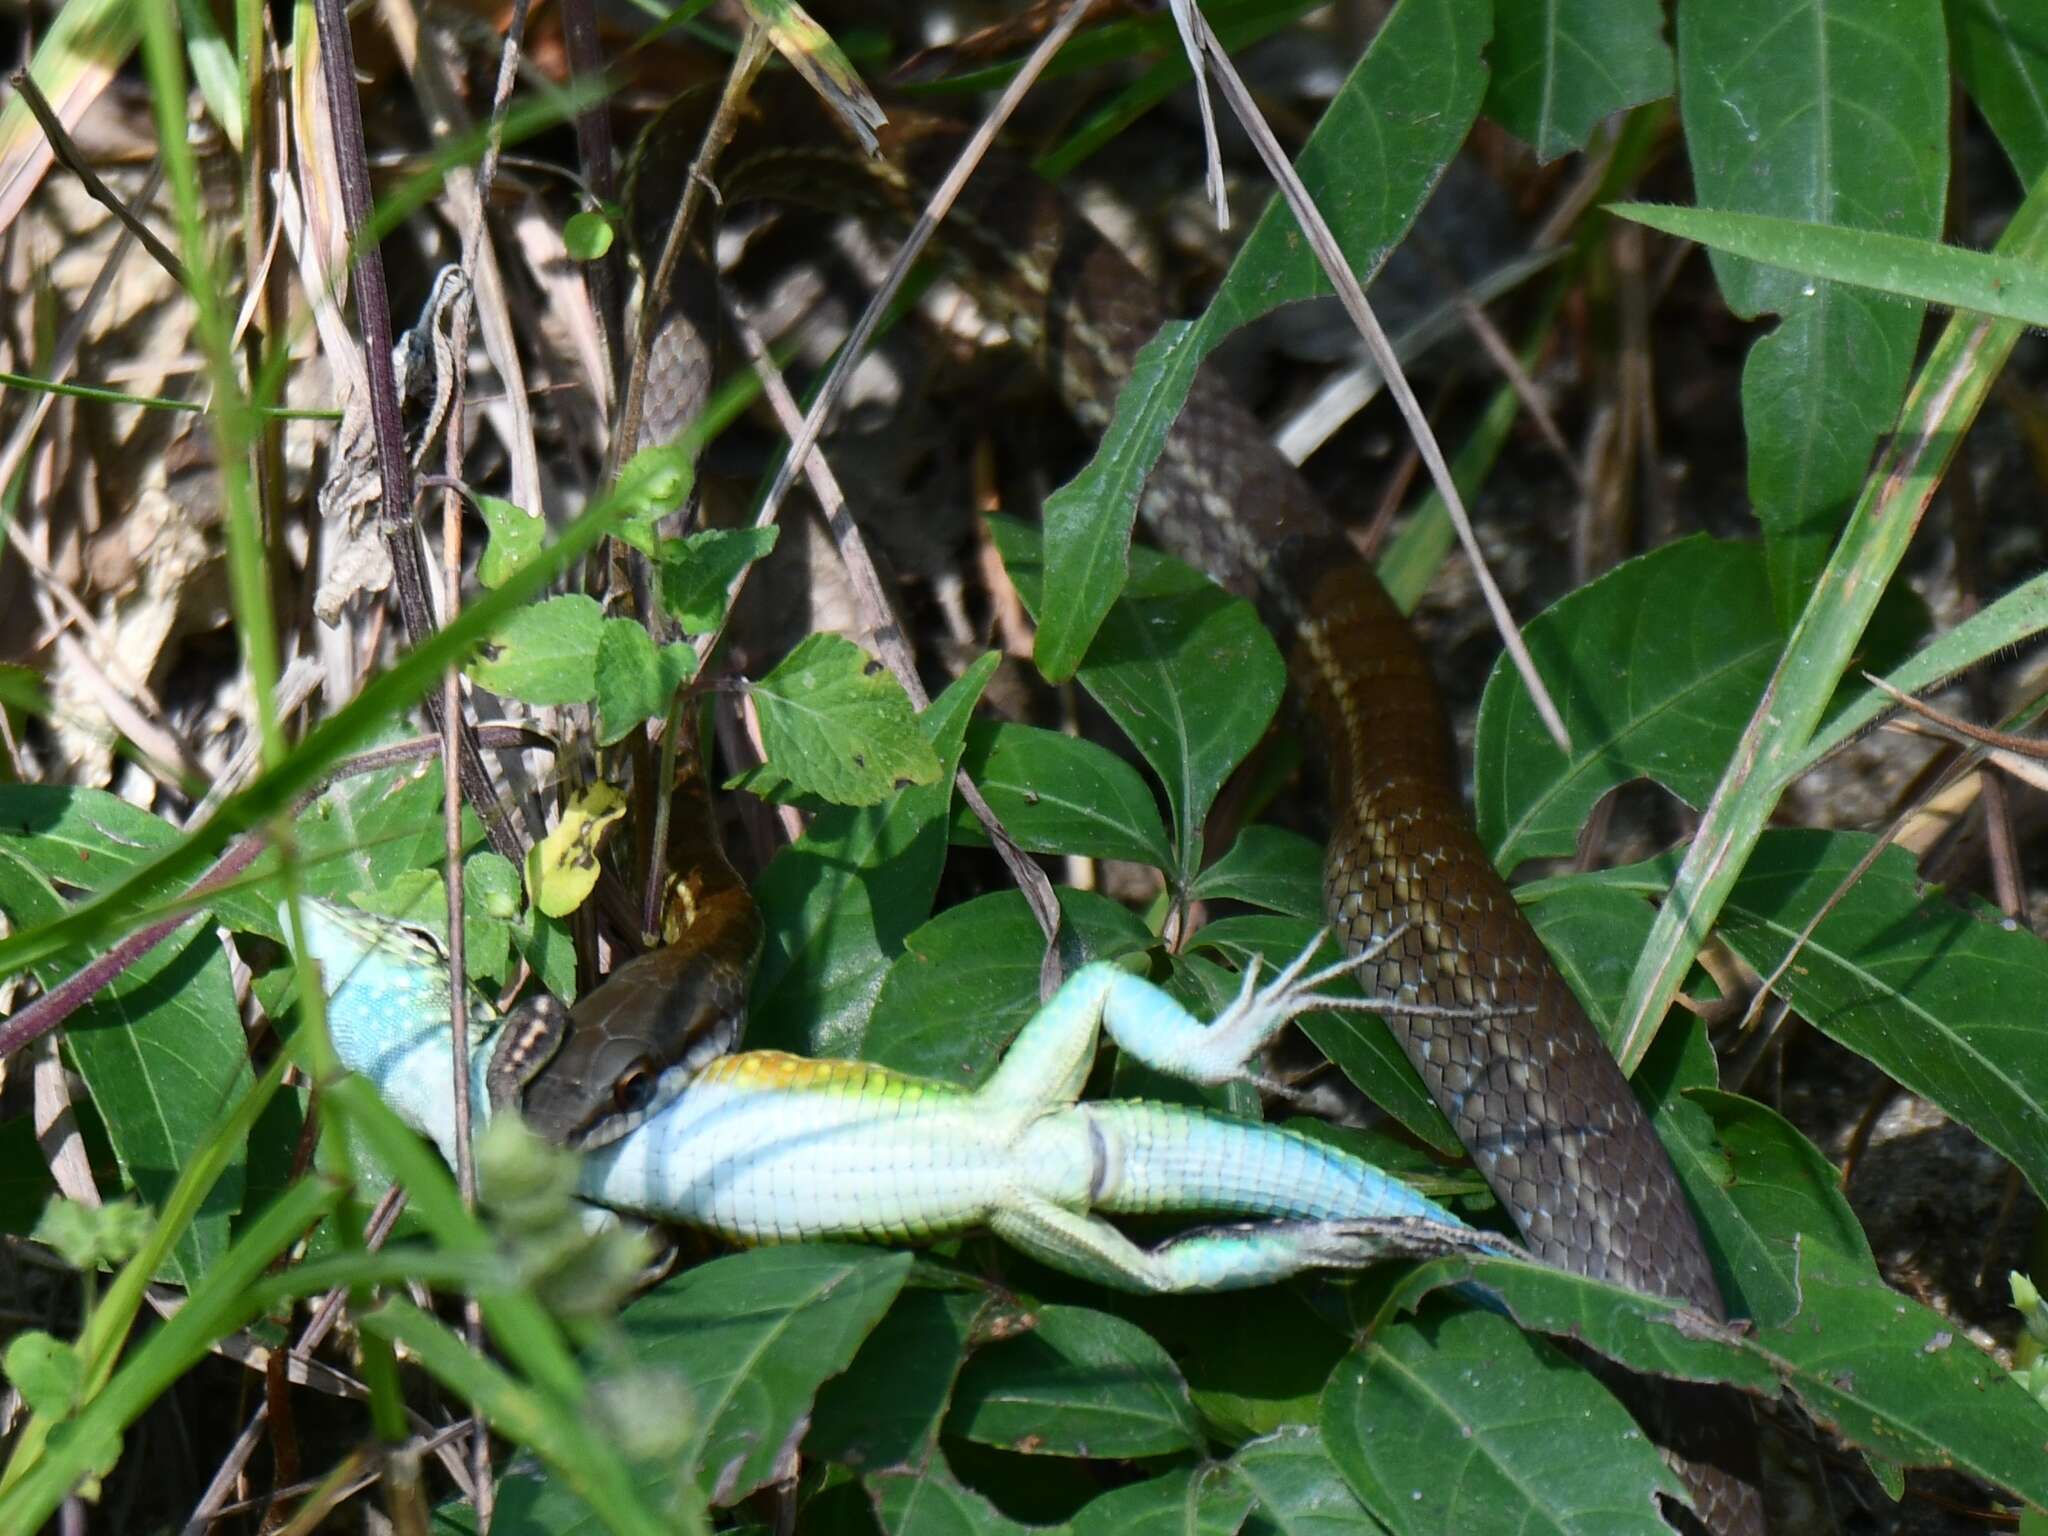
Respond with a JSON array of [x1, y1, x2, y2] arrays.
[[291, 899, 1502, 1291]]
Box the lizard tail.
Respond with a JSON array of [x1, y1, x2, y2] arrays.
[[1081, 1102, 1460, 1227]]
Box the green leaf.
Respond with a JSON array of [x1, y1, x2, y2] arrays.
[[747, 633, 943, 807], [1714, 828, 2048, 1208], [0, 1118, 58, 1237], [867, 1451, 1045, 1536], [992, 521, 1283, 886], [1188, 825, 1323, 920], [948, 1304, 1203, 1459], [466, 594, 603, 707], [1750, 1239, 2048, 1508], [2, 1330, 85, 1418], [808, 1289, 1023, 1473], [1072, 1465, 1256, 1536], [0, 783, 274, 936], [1154, 1288, 1357, 1445], [1485, 0, 1672, 161], [1474, 537, 1780, 871], [1950, 0, 2048, 181], [1688, 1079, 1872, 1328], [594, 618, 698, 746], [1518, 880, 1658, 1053], [619, 1245, 912, 1506], [564, 208, 615, 260], [659, 525, 779, 634], [952, 720, 1173, 870], [1674, 0, 1947, 609], [1611, 203, 2048, 328], [749, 655, 995, 1057], [1322, 1304, 1684, 1533], [475, 494, 544, 588], [1231, 1425, 1386, 1536], [1027, 0, 1490, 672], [1034, 321, 1201, 681], [1387, 1244, 2048, 1508], [864, 887, 1153, 1085], [0, 853, 247, 1289]]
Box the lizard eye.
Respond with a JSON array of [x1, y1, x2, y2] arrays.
[[612, 1064, 658, 1115]]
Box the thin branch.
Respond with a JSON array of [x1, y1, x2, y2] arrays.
[[10, 69, 191, 287]]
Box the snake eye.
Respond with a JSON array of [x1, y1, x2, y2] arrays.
[[612, 1064, 657, 1115]]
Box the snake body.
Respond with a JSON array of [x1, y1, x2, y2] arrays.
[[628, 77, 1762, 1531]]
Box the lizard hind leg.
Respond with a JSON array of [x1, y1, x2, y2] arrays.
[[987, 1197, 1469, 1295]]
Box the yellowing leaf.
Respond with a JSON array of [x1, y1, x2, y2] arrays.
[[526, 782, 629, 918]]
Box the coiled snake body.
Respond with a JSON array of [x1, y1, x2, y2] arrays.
[[630, 76, 1764, 1534]]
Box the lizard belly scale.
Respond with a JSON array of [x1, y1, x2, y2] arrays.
[[579, 1052, 1029, 1242]]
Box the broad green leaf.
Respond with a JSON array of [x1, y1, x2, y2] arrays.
[[1626, 1013, 1788, 1325], [0, 784, 273, 937], [948, 1304, 1203, 1458], [1676, 0, 1947, 610], [1474, 537, 1780, 870], [1519, 879, 1658, 1052], [749, 654, 994, 1057], [747, 633, 943, 807], [1232, 1425, 1388, 1536], [1322, 1304, 1684, 1533], [1486, 0, 1672, 161], [1611, 203, 2048, 328], [1524, 866, 1877, 1325], [594, 618, 698, 746], [475, 494, 543, 588], [0, 853, 245, 1289], [344, 868, 515, 984], [1947, 0, 2048, 182], [808, 1289, 1023, 1473], [864, 888, 1153, 1084], [951, 720, 1173, 871], [1071, 1464, 1256, 1536], [1388, 1244, 2048, 1508], [1689, 1080, 1872, 1328], [868, 1451, 1044, 1536], [992, 521, 1283, 887], [1754, 1239, 2048, 1509], [1188, 826, 1322, 920], [659, 525, 779, 634], [466, 594, 603, 707], [1714, 828, 2048, 1206], [620, 1245, 912, 1506], [0, 1117, 58, 1236], [1152, 1288, 1357, 1445], [1030, 0, 1490, 674]]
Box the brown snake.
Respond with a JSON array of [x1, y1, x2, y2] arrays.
[[631, 74, 1764, 1534]]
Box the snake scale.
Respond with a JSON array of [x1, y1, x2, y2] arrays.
[[625, 72, 1764, 1534]]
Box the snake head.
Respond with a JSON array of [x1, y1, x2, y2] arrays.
[[509, 940, 747, 1151]]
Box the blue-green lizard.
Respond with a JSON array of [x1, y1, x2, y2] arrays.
[[291, 898, 1507, 1293]]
